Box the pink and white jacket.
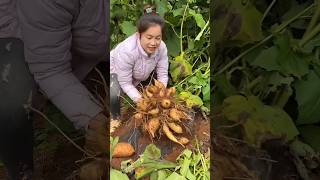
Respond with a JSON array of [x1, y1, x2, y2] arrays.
[[110, 32, 169, 102]]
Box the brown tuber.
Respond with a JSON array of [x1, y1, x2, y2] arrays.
[[161, 99, 171, 109], [112, 142, 135, 158]]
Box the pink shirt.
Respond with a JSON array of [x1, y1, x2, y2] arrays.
[[110, 33, 169, 102]]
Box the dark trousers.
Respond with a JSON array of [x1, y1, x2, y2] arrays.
[[0, 38, 35, 179], [110, 73, 121, 119]]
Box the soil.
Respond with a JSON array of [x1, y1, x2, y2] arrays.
[[110, 106, 211, 170]]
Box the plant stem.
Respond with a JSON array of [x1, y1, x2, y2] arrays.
[[27, 106, 96, 158], [215, 3, 314, 76], [303, 0, 320, 38], [215, 35, 273, 75], [180, 2, 189, 53], [262, 0, 277, 22], [299, 22, 320, 47], [175, 63, 207, 87], [165, 20, 180, 38]]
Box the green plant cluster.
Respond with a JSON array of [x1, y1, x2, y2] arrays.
[[111, 0, 210, 111], [214, 0, 320, 157]]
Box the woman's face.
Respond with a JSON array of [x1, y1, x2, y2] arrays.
[[140, 24, 162, 55]]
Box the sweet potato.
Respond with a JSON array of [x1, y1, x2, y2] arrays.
[[112, 142, 135, 158]]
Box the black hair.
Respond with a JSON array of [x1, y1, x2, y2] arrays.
[[137, 5, 165, 34]]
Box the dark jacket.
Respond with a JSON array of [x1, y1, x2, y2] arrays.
[[1, 0, 109, 129]]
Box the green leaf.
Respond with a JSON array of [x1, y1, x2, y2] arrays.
[[299, 125, 320, 152], [290, 139, 316, 157], [213, 73, 237, 97], [155, 0, 168, 17], [166, 172, 187, 180], [301, 33, 320, 53], [135, 166, 156, 180], [214, 0, 264, 46], [179, 91, 203, 108], [275, 33, 309, 78], [295, 71, 320, 124], [165, 32, 180, 57], [223, 95, 299, 146], [180, 158, 191, 177], [186, 170, 196, 180], [157, 170, 170, 180], [170, 53, 192, 82], [251, 46, 281, 71], [110, 168, 129, 180], [202, 83, 210, 102], [189, 9, 206, 29], [173, 7, 184, 17], [188, 76, 206, 86], [150, 171, 158, 180], [120, 21, 136, 37], [143, 144, 161, 160]]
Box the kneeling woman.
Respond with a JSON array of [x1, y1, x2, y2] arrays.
[[110, 5, 169, 119]]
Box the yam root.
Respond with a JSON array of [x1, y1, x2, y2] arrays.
[[133, 80, 193, 143], [161, 99, 171, 109], [167, 122, 183, 134], [169, 108, 191, 121], [178, 137, 189, 145], [163, 123, 184, 147], [154, 80, 165, 90], [147, 118, 160, 138]]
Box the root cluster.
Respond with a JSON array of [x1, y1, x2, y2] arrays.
[[134, 80, 192, 147]]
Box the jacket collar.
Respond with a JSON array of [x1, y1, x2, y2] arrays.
[[136, 33, 158, 59]]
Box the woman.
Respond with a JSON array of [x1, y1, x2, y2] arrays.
[[110, 5, 169, 120]]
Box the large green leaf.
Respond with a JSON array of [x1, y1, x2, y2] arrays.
[[120, 21, 136, 37], [189, 9, 206, 29], [275, 34, 309, 78], [290, 139, 316, 157], [223, 95, 299, 146], [155, 0, 169, 17], [165, 31, 180, 57], [179, 91, 203, 108], [213, 0, 264, 46], [110, 169, 129, 180], [213, 73, 237, 97], [170, 53, 192, 82], [202, 82, 210, 102], [251, 33, 309, 78], [301, 33, 320, 53], [250, 46, 281, 71], [299, 125, 320, 152], [166, 172, 186, 180], [143, 144, 161, 160], [295, 71, 320, 124]]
